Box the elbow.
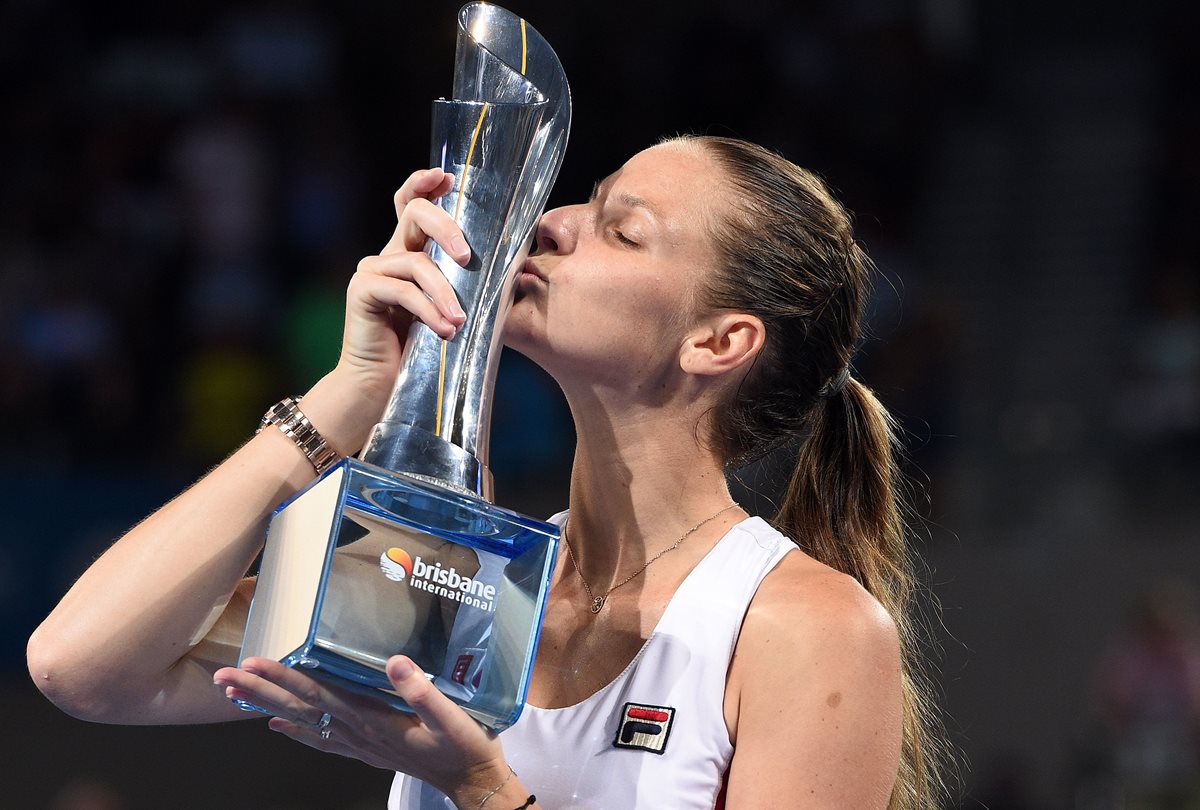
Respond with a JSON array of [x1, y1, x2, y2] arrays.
[[27, 624, 126, 723]]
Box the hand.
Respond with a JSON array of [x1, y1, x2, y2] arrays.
[[213, 655, 510, 804], [337, 168, 472, 403]]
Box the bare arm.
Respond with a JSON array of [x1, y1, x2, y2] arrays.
[[724, 555, 904, 809], [27, 168, 470, 726], [26, 374, 383, 724]]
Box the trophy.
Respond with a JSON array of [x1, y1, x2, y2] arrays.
[[236, 2, 570, 732]]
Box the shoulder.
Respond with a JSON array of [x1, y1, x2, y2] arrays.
[[736, 547, 900, 669], [723, 549, 903, 806]]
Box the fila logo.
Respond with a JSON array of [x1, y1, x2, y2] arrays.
[[613, 702, 675, 755]]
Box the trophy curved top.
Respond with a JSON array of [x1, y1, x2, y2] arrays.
[[454, 2, 571, 183]]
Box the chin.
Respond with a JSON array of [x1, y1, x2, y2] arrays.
[[505, 319, 571, 384], [501, 310, 540, 356]]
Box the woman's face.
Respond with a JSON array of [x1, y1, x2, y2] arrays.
[[504, 141, 729, 393]]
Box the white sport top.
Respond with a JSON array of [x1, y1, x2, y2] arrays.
[[388, 515, 797, 810]]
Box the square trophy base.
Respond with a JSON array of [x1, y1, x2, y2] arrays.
[[236, 458, 560, 731]]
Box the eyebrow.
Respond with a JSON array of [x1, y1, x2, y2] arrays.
[[614, 191, 662, 221], [588, 175, 663, 220]]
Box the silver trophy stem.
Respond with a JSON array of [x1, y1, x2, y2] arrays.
[[359, 4, 571, 501]]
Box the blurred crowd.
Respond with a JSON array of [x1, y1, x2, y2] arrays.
[[2, 0, 1197, 808], [0, 0, 971, 471], [3, 3, 370, 468]]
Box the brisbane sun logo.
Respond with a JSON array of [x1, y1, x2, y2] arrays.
[[377, 548, 498, 611], [379, 547, 414, 581]]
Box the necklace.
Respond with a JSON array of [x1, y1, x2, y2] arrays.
[[562, 503, 739, 614]]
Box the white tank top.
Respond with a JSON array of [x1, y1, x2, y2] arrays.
[[388, 515, 797, 810]]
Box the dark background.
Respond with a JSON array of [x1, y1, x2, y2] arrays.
[[3, 0, 1199, 808]]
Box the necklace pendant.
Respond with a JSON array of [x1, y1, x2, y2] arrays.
[[590, 596, 606, 614]]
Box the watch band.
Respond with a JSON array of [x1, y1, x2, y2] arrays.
[[257, 396, 340, 475]]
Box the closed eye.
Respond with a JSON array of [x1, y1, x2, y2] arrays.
[[611, 227, 639, 247]]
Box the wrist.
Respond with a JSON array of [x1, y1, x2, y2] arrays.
[[448, 760, 531, 810], [295, 367, 392, 460]]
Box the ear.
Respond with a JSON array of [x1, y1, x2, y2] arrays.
[[679, 312, 766, 377]]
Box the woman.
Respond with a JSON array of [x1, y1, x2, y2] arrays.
[[28, 136, 945, 808]]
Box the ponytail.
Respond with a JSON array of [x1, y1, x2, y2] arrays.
[[776, 378, 906, 600], [676, 134, 952, 809], [775, 378, 946, 810]]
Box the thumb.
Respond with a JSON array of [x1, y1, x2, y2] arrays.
[[387, 655, 463, 735]]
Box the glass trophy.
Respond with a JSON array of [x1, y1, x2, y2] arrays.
[[236, 2, 570, 732]]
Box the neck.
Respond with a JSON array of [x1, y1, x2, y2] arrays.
[[561, 387, 740, 588]]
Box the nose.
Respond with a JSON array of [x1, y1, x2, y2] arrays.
[[532, 203, 584, 256]]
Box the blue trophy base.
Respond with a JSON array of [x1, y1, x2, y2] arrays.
[[236, 458, 559, 731]]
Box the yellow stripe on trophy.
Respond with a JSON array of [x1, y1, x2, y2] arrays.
[[436, 102, 489, 438], [451, 103, 489, 223], [520, 19, 527, 75], [435, 339, 448, 436]]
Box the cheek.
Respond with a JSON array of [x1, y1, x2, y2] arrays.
[[571, 274, 684, 357], [563, 273, 661, 326], [504, 262, 686, 373]]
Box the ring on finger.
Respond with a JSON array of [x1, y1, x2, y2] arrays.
[[314, 712, 333, 741]]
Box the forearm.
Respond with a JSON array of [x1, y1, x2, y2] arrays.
[[29, 169, 466, 725], [27, 368, 383, 721]]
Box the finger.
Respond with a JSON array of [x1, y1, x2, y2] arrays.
[[381, 169, 455, 255], [386, 656, 481, 738], [355, 252, 466, 326], [238, 657, 364, 722], [220, 657, 368, 733], [347, 270, 459, 339], [213, 664, 329, 728], [382, 176, 464, 261], [388, 197, 472, 266], [393, 168, 455, 219]]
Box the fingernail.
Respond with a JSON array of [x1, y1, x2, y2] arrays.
[[451, 236, 470, 259], [392, 657, 414, 680], [450, 302, 466, 321]]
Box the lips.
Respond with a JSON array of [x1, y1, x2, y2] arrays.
[[519, 259, 548, 282]]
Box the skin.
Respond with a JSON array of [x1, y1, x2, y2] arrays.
[[27, 143, 902, 808]]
